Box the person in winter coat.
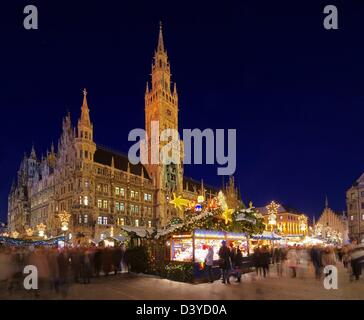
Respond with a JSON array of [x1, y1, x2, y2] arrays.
[[218, 241, 231, 284], [310, 245, 322, 279], [204, 246, 214, 283], [233, 247, 243, 282]]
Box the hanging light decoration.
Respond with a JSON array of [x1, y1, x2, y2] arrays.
[[58, 211, 71, 231], [266, 201, 279, 226]]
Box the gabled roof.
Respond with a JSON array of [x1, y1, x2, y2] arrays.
[[94, 144, 151, 180]]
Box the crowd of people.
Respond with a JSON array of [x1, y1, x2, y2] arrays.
[[0, 245, 127, 297], [209, 239, 364, 284]]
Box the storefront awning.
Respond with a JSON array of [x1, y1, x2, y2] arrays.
[[252, 231, 282, 240]]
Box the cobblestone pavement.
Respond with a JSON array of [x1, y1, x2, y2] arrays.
[[1, 265, 363, 300]]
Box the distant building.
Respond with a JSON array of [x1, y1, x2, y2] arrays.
[[346, 173, 364, 241], [313, 198, 348, 244], [257, 202, 308, 236]]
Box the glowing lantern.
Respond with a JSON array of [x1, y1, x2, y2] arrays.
[[197, 195, 205, 203]]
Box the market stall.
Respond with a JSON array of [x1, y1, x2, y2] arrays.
[[170, 229, 249, 281]]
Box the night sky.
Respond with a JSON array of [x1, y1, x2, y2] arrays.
[[1, 0, 364, 223]]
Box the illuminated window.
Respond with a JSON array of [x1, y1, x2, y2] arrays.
[[103, 200, 108, 209], [118, 218, 125, 226], [120, 188, 125, 197], [362, 214, 364, 221], [84, 214, 88, 224], [120, 202, 125, 212], [135, 205, 139, 214], [131, 190, 135, 198], [83, 196, 89, 206], [103, 185, 108, 193], [78, 215, 82, 224], [144, 193, 148, 201], [97, 216, 102, 224], [135, 191, 139, 199], [135, 219, 139, 227], [97, 184, 102, 192], [103, 217, 108, 225], [148, 221, 152, 228], [85, 180, 89, 189], [115, 202, 120, 211], [130, 204, 135, 213], [79, 196, 83, 205], [115, 187, 120, 196], [97, 199, 102, 209], [351, 215, 354, 221]]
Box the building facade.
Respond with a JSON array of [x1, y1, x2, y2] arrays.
[[257, 203, 309, 237], [313, 200, 348, 244], [7, 25, 236, 243], [346, 173, 364, 241]]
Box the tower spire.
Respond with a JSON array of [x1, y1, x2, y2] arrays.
[[80, 88, 91, 126], [157, 21, 164, 52], [325, 195, 329, 208]]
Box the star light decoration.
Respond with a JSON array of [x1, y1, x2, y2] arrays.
[[11, 230, 19, 239], [37, 223, 46, 237], [266, 201, 279, 226], [58, 211, 71, 231], [25, 228, 34, 237], [169, 193, 191, 211], [218, 191, 234, 225]]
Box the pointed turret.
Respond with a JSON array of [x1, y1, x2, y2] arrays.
[[80, 88, 91, 126], [30, 144, 37, 160], [157, 21, 164, 53], [325, 195, 329, 208]]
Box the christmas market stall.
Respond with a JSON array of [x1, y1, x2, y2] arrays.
[[153, 191, 265, 283], [169, 229, 249, 281]]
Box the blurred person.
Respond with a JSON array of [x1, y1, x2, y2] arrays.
[[204, 246, 214, 283], [287, 246, 299, 278], [218, 240, 232, 284], [57, 248, 70, 298], [261, 246, 270, 278], [93, 247, 102, 277], [47, 247, 60, 293], [102, 247, 113, 277], [310, 245, 323, 280], [349, 240, 364, 281], [272, 245, 285, 277], [112, 246, 123, 275]]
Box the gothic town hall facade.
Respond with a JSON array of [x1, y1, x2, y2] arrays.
[[7, 26, 231, 242]]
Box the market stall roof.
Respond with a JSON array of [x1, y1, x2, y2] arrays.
[[252, 231, 282, 240], [120, 226, 155, 238]]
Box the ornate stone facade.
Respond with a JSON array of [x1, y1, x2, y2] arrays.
[[7, 25, 239, 243]]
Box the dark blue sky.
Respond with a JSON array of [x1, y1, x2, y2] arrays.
[[1, 0, 363, 223]]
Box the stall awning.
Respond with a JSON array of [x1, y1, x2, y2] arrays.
[[252, 231, 282, 240]]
